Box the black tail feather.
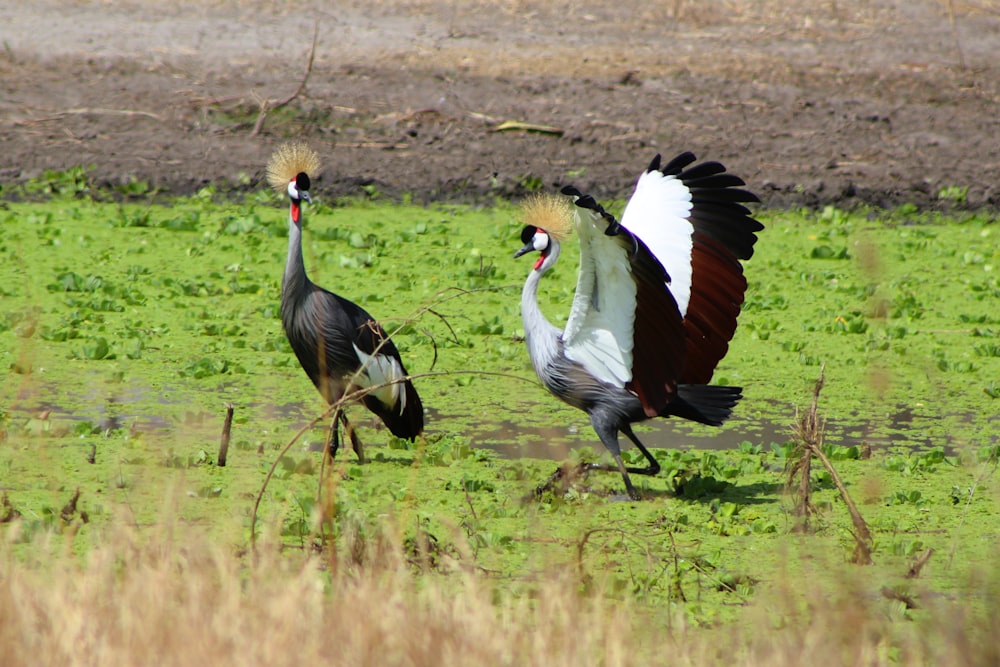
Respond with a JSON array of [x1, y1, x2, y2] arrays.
[[365, 379, 424, 440], [667, 384, 743, 426]]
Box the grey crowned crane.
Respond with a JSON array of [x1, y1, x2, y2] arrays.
[[267, 143, 423, 461], [515, 152, 763, 500]]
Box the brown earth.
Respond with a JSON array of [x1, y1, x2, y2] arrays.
[[2, 0, 999, 209]]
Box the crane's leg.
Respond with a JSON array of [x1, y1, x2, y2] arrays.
[[529, 419, 650, 501], [608, 453, 640, 500], [326, 408, 343, 461], [590, 419, 643, 500], [339, 412, 365, 464], [620, 424, 661, 476]]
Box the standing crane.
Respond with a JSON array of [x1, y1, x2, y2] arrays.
[[515, 152, 763, 499], [267, 143, 423, 461]]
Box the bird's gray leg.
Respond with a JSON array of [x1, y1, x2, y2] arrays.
[[620, 424, 661, 476], [326, 408, 343, 461], [339, 412, 365, 464], [590, 418, 643, 500], [610, 453, 640, 501]]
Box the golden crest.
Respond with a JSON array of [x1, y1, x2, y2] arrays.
[[266, 142, 322, 193], [519, 193, 573, 240]]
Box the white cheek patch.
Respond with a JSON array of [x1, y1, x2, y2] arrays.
[[533, 231, 549, 252], [352, 344, 407, 414]]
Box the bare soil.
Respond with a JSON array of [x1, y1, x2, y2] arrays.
[[2, 0, 999, 209]]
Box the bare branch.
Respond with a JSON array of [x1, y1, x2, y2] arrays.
[[250, 21, 319, 137], [905, 548, 935, 579], [789, 367, 874, 564], [13, 108, 164, 126]]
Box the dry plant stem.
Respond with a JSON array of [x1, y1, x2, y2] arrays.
[[529, 462, 589, 501], [793, 368, 874, 564], [946, 456, 996, 566], [787, 434, 814, 524], [250, 22, 318, 136], [463, 484, 479, 522], [881, 586, 920, 610], [576, 527, 627, 581], [12, 108, 164, 125], [217, 403, 234, 467], [810, 442, 874, 564], [945, 0, 967, 68], [906, 548, 935, 579], [59, 488, 81, 523]]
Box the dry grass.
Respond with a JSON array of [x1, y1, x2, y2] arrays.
[[2, 515, 1000, 666], [0, 519, 639, 667]]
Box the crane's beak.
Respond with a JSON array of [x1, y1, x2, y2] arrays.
[[514, 242, 535, 259]]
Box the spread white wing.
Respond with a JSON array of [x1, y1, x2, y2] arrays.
[[562, 206, 636, 388], [559, 153, 762, 411], [619, 169, 695, 316]]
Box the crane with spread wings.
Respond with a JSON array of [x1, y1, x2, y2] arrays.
[[515, 152, 763, 499]]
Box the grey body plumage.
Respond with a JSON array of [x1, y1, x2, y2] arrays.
[[272, 144, 423, 459]]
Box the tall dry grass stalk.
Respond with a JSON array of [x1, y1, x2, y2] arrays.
[[2, 516, 1000, 666]]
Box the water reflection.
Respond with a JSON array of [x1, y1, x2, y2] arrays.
[[6, 382, 993, 462]]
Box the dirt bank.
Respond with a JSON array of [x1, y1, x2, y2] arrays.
[[2, 0, 998, 209]]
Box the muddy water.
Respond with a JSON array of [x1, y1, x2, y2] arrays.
[[17, 382, 958, 463], [9, 374, 984, 468]]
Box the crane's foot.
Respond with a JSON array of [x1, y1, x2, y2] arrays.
[[338, 412, 365, 464], [585, 462, 660, 477], [349, 429, 365, 464], [325, 416, 341, 461]]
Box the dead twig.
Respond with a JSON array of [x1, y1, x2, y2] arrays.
[[529, 462, 590, 502], [217, 403, 234, 467], [251, 22, 319, 136], [905, 547, 935, 579], [790, 367, 874, 564], [786, 371, 823, 526], [881, 586, 920, 610], [0, 492, 21, 524], [945, 0, 967, 69], [575, 526, 626, 581], [13, 108, 164, 126]]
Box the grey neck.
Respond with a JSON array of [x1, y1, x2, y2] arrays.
[[282, 206, 310, 305], [521, 243, 563, 373]]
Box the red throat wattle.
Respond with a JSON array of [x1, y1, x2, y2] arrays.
[[290, 200, 301, 225], [533, 253, 546, 270]]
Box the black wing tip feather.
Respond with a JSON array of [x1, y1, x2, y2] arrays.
[[654, 151, 761, 204], [647, 150, 764, 259], [562, 184, 621, 234], [661, 151, 698, 176]]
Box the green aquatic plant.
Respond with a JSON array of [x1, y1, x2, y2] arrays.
[[0, 195, 997, 630]]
